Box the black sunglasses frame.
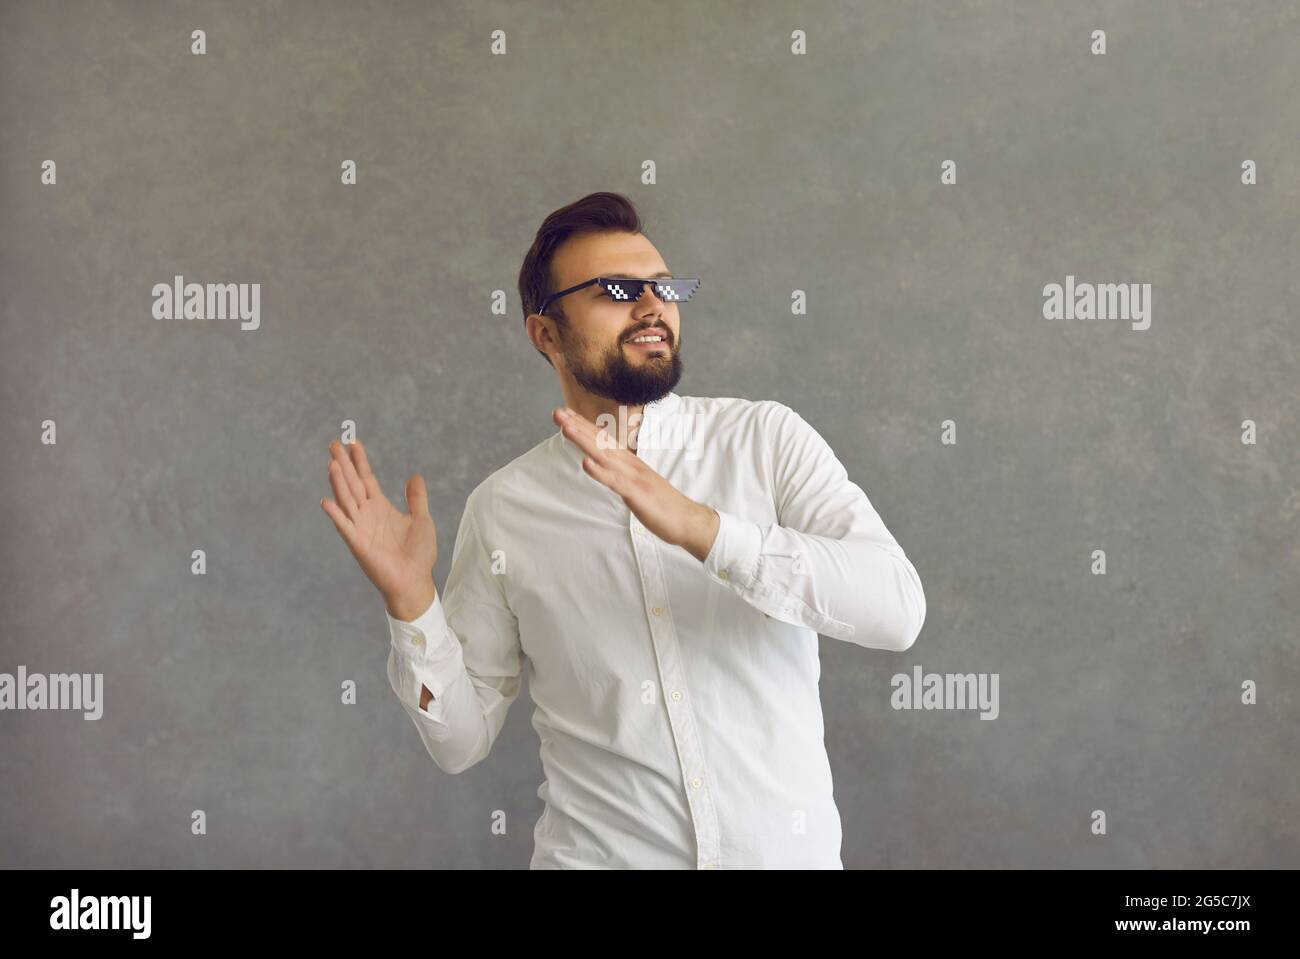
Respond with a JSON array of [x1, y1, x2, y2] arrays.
[[536, 276, 701, 317]]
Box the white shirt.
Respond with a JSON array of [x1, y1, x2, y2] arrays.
[[385, 391, 926, 869]]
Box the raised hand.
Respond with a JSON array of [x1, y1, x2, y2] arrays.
[[320, 439, 438, 620], [553, 406, 720, 562]]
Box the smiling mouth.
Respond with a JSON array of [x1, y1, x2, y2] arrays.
[[626, 331, 669, 348]]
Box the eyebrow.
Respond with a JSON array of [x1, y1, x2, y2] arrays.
[[591, 270, 674, 287]]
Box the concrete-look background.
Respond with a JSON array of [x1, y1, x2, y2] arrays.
[[1, 0, 1296, 868]]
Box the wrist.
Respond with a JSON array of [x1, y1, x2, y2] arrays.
[[385, 579, 437, 622], [682, 502, 721, 563]]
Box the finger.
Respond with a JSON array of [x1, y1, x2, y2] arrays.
[[560, 414, 620, 462], [349, 439, 384, 500], [405, 474, 430, 519], [573, 409, 632, 453], [331, 441, 368, 506], [582, 456, 622, 494], [555, 407, 605, 439], [320, 496, 358, 548], [328, 458, 360, 520]]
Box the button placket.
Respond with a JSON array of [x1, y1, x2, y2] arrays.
[[628, 440, 722, 869]]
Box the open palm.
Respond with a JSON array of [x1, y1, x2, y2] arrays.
[[320, 438, 437, 604]]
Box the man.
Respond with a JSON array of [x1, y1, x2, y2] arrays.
[[320, 191, 926, 869]]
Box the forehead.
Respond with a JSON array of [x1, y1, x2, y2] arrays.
[[551, 231, 669, 288]]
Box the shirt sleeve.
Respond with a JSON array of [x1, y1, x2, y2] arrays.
[[700, 402, 926, 651], [386, 489, 523, 774]]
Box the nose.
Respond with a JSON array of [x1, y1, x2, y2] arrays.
[[635, 281, 667, 310]]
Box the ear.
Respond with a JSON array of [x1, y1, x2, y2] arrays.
[[526, 312, 559, 360]]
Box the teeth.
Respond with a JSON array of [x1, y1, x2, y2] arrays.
[[631, 335, 663, 343]]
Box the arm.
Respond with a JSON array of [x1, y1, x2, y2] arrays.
[[386, 493, 523, 775], [320, 439, 523, 775], [552, 402, 925, 650], [698, 403, 926, 651]]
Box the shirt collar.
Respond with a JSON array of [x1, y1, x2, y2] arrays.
[[641, 390, 681, 430], [552, 391, 682, 462]]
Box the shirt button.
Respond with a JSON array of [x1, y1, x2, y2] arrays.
[[652, 606, 663, 616], [411, 634, 425, 647], [718, 569, 729, 580], [670, 690, 682, 701], [690, 777, 702, 789]]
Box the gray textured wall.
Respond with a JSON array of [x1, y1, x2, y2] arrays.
[[2, 0, 1296, 868]]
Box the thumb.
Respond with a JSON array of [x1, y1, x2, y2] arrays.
[[405, 474, 430, 518]]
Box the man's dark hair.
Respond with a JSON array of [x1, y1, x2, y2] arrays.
[[518, 191, 644, 367]]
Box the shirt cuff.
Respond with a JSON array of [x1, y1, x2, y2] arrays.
[[385, 593, 465, 708], [700, 509, 856, 640], [702, 508, 763, 588]]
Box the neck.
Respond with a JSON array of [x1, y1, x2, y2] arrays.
[[560, 386, 646, 453]]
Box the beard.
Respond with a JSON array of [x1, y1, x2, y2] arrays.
[[558, 326, 683, 406]]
